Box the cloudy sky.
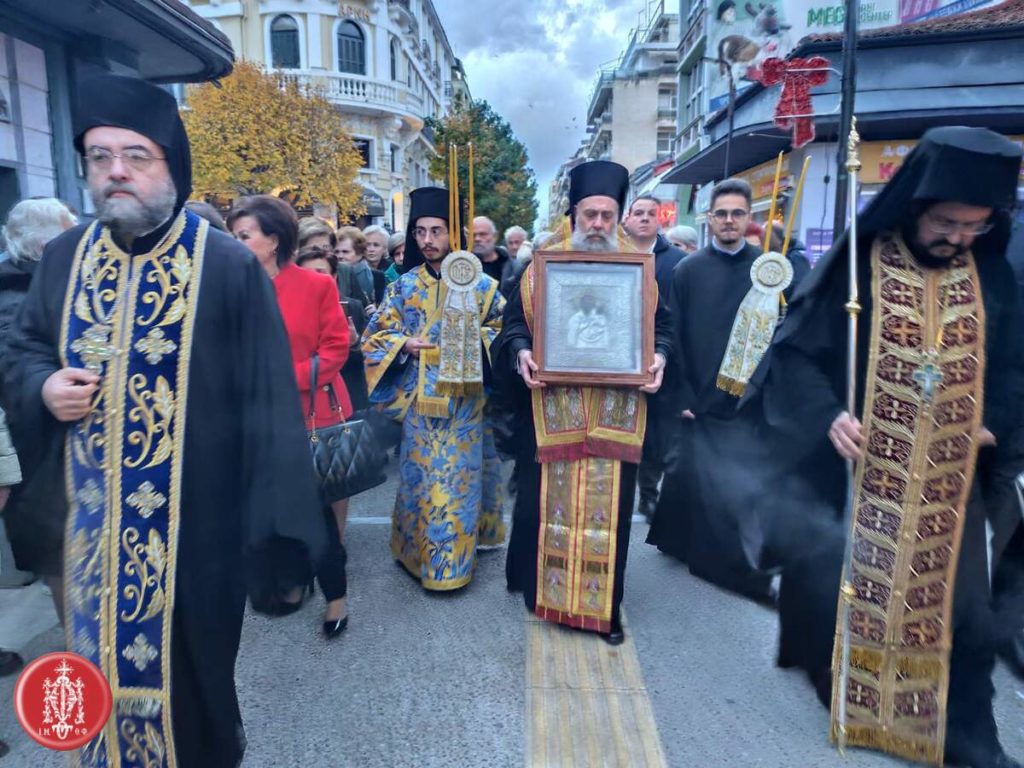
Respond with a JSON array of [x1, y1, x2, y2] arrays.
[[432, 0, 645, 227]]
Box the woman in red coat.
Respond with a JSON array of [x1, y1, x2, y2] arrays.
[[228, 196, 353, 638]]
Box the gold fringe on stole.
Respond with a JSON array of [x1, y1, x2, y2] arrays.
[[897, 656, 946, 680], [838, 725, 942, 765], [848, 646, 884, 675], [715, 373, 748, 397], [435, 381, 484, 397], [416, 396, 451, 418]]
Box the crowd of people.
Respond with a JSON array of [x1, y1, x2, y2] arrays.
[[0, 72, 1021, 768]]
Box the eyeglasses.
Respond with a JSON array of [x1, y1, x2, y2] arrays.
[[413, 226, 448, 239], [711, 208, 749, 221], [84, 147, 166, 173], [924, 211, 993, 237]]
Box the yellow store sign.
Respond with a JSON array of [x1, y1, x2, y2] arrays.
[[860, 136, 1024, 184]]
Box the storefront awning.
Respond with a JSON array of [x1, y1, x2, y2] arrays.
[[664, 109, 1024, 187], [663, 126, 792, 186], [360, 187, 386, 217]]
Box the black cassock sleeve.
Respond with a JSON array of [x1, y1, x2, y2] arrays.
[[234, 257, 327, 609], [669, 259, 697, 412], [491, 276, 533, 390], [653, 290, 673, 364]]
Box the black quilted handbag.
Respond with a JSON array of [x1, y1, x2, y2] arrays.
[[307, 355, 387, 504]]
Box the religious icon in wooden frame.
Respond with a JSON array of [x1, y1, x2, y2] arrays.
[[532, 250, 656, 387]]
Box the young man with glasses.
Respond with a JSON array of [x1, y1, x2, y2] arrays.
[[756, 127, 1024, 768], [646, 178, 809, 601], [362, 187, 505, 591]]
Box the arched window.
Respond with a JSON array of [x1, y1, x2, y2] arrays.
[[270, 15, 300, 69], [390, 38, 399, 81], [337, 21, 365, 75]]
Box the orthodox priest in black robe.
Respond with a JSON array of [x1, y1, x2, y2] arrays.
[[495, 160, 673, 644], [2, 75, 325, 768], [750, 127, 1024, 768], [646, 178, 808, 601]]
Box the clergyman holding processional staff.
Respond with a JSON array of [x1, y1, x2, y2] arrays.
[[746, 124, 1024, 768]]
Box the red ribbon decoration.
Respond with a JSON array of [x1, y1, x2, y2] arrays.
[[760, 56, 831, 149]]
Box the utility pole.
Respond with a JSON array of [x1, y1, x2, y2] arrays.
[[832, 0, 860, 238]]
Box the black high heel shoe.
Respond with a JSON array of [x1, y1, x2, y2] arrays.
[[322, 615, 349, 638]]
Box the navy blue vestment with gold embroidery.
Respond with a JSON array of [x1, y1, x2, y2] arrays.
[[4, 209, 325, 767]]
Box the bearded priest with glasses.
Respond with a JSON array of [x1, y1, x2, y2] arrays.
[[646, 177, 809, 602], [750, 126, 1024, 768], [1, 75, 326, 767]]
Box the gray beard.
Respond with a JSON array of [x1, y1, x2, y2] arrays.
[[571, 227, 616, 252], [92, 178, 177, 242]]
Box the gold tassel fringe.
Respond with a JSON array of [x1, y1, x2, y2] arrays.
[[716, 374, 748, 397], [896, 655, 945, 680], [416, 397, 451, 418], [849, 646, 884, 675], [435, 380, 484, 398], [837, 724, 942, 766]]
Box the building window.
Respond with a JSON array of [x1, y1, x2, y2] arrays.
[[684, 61, 705, 127], [337, 21, 366, 75], [390, 144, 400, 173], [270, 15, 300, 70], [390, 39, 400, 81], [657, 130, 673, 159], [406, 56, 413, 88], [658, 87, 677, 112], [354, 138, 373, 169]]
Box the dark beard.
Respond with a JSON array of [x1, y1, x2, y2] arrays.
[[902, 223, 964, 269]]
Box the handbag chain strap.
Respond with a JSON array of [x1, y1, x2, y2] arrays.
[[308, 354, 346, 444]]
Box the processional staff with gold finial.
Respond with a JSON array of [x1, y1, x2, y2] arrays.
[[832, 114, 862, 756]]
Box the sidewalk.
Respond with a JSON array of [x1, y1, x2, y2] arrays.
[[0, 581, 61, 652]]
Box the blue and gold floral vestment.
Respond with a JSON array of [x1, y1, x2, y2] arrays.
[[362, 262, 504, 590]]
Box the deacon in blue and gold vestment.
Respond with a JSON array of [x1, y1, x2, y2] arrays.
[[362, 187, 504, 590], [2, 75, 324, 768]]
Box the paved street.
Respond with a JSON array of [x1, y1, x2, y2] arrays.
[[1, 462, 1022, 767]]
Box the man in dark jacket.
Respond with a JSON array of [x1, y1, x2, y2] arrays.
[[622, 195, 686, 521], [472, 215, 511, 283]]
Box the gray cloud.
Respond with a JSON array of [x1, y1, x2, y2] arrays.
[[433, 0, 641, 226]]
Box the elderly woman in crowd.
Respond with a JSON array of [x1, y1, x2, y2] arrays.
[[362, 224, 391, 272], [0, 198, 77, 613], [383, 232, 404, 284], [665, 224, 699, 253], [336, 225, 386, 317], [228, 196, 354, 638]]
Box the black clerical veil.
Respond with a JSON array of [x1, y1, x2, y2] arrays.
[[565, 160, 629, 221], [778, 126, 1022, 336], [401, 186, 467, 273], [73, 74, 193, 212]]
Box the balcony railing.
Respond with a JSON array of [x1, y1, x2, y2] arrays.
[[281, 71, 424, 116], [674, 116, 704, 159]]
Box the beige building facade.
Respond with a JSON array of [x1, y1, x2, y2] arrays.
[[185, 0, 465, 229], [581, 1, 678, 175]]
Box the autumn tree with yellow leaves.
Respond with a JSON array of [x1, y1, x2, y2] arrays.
[[183, 60, 364, 219]]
